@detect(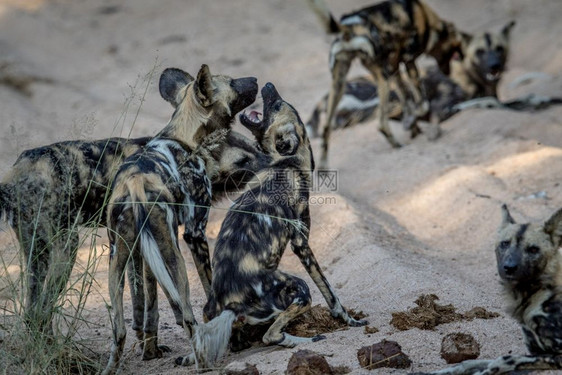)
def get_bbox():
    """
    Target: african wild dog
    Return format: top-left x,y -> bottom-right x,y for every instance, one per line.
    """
184,82 -> 367,369
305,21 -> 516,138
0,136 -> 149,335
306,0 -> 463,166
102,65 -> 258,374
451,22 -> 515,99
0,73 -> 269,337
425,205 -> 562,375
0,130 -> 269,336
